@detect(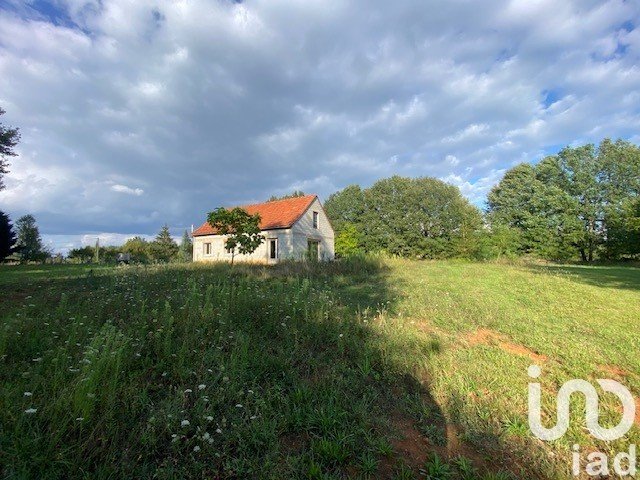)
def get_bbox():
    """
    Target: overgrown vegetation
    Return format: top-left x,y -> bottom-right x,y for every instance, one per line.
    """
1,258 -> 638,479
